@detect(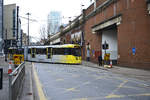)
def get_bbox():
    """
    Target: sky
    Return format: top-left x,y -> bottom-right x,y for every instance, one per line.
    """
4,0 -> 93,42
